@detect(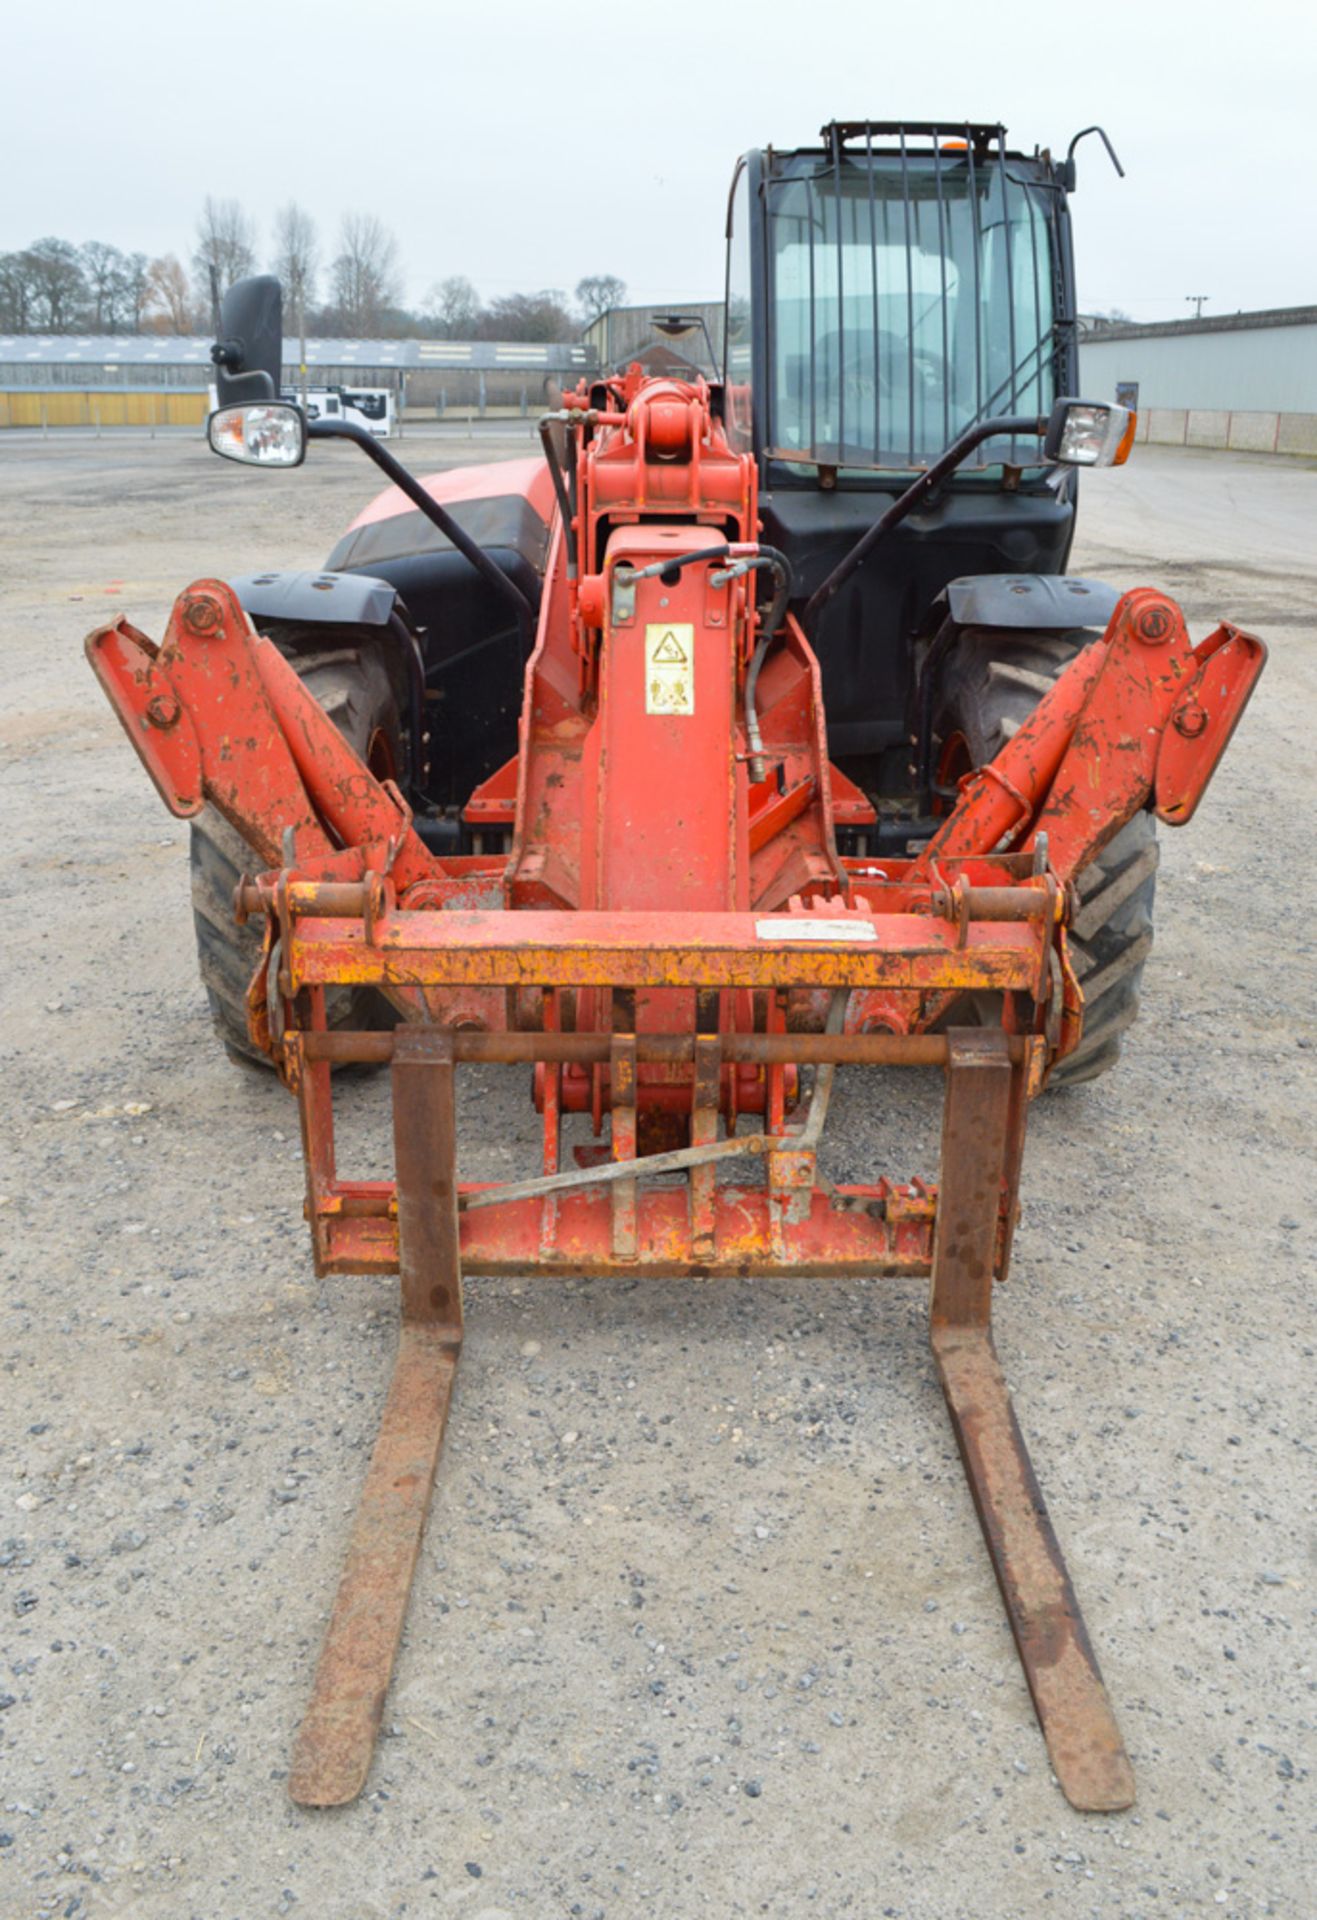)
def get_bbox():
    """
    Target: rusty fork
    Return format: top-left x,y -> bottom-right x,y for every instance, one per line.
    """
288,1029 -> 464,1807
929,1031 -> 1134,1813
287,1022 -> 1132,1814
